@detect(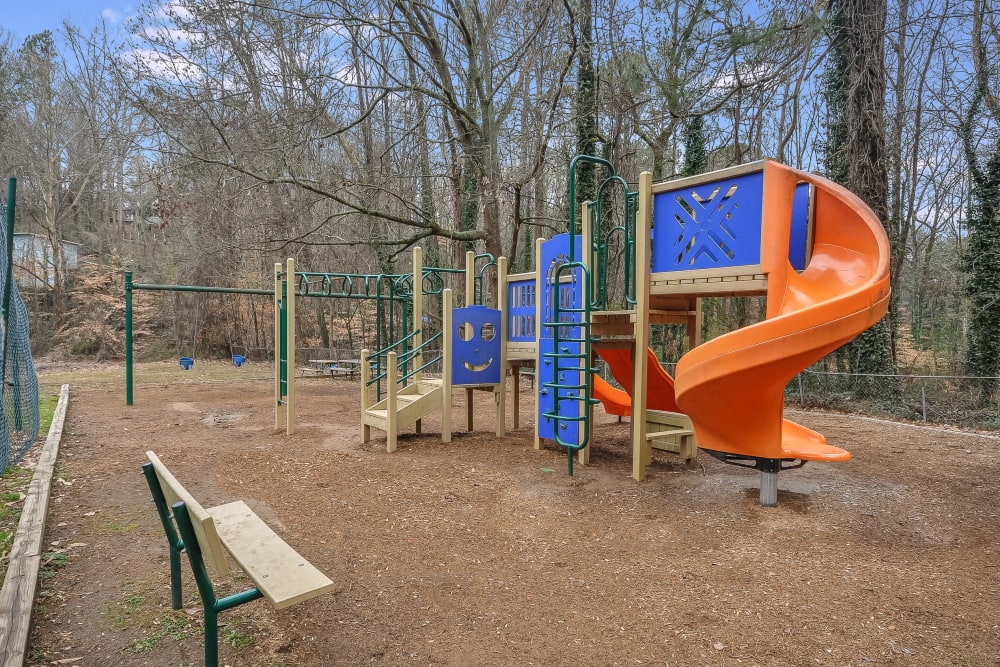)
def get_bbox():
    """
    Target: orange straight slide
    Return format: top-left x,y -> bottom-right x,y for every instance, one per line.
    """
592,376 -> 630,417
673,162 -> 891,462
592,347 -> 681,416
